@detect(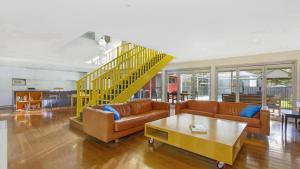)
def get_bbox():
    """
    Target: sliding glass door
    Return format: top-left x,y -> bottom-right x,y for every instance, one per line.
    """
217,63 -> 295,119
266,66 -> 293,117
238,68 -> 263,104
195,72 -> 210,100
166,69 -> 211,103
180,73 -> 193,101
217,70 -> 237,102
